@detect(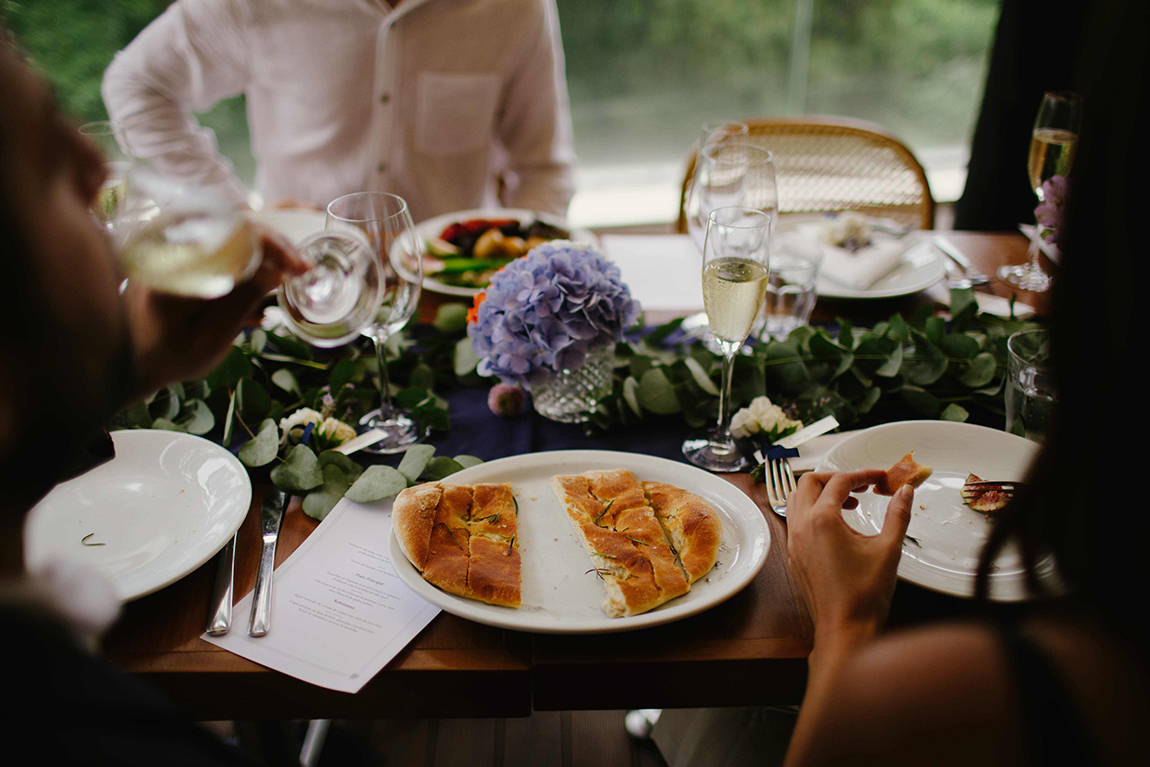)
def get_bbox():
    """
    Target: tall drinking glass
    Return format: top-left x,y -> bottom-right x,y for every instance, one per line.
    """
683,143 -> 777,343
1005,329 -> 1056,442
683,207 -> 771,472
79,121 -> 132,239
999,91 -> 1083,292
326,192 -> 426,453
685,143 -> 777,253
